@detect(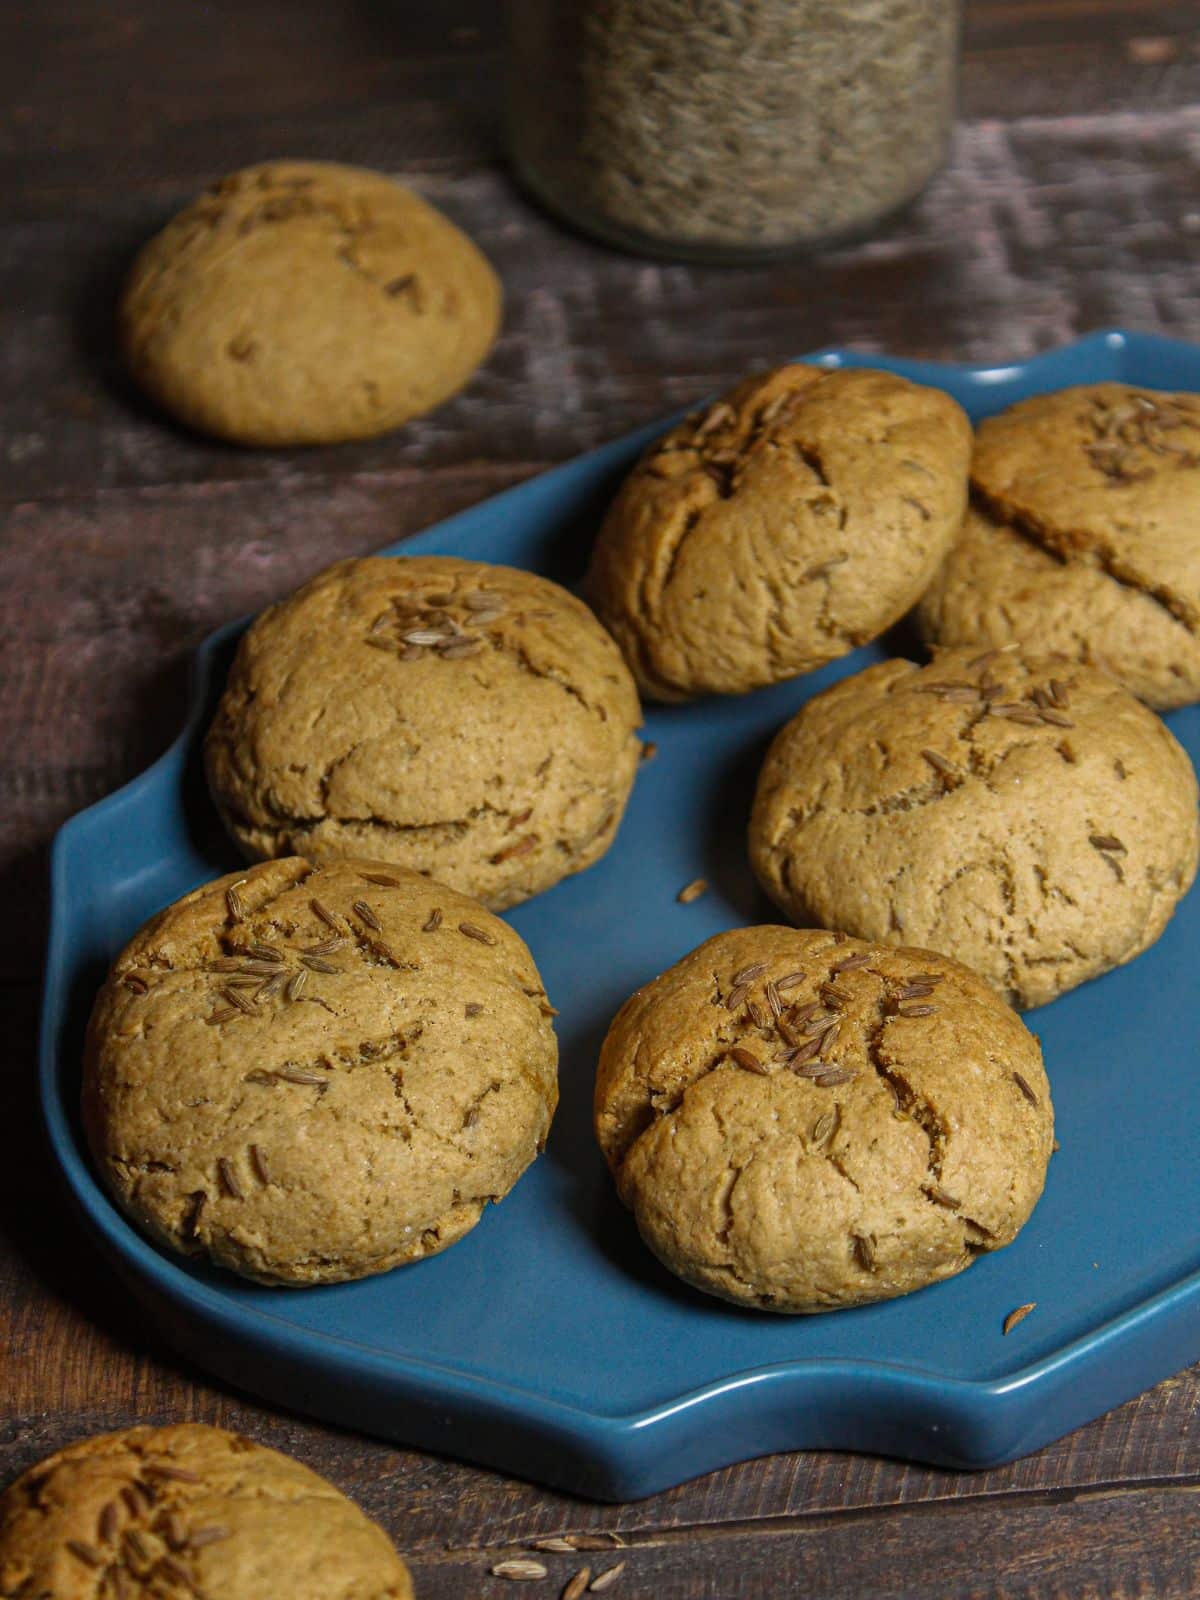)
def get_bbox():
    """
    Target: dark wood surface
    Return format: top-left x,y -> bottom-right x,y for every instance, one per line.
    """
4,2 -> 1200,1593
